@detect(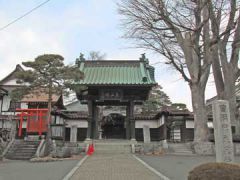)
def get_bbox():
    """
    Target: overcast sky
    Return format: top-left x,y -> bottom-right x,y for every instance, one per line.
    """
0,0 -> 216,110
